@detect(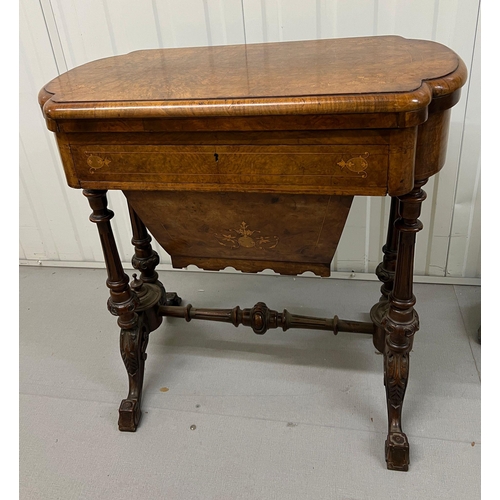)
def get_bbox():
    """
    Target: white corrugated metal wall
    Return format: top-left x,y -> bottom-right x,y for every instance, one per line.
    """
19,0 -> 481,281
